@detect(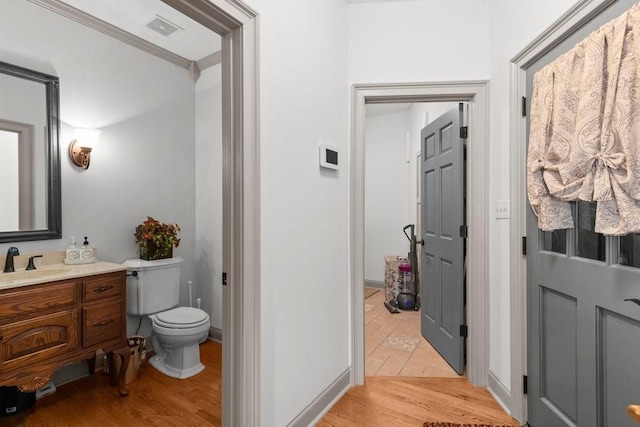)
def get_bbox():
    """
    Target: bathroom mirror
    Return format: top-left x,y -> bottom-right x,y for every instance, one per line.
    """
0,61 -> 61,243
